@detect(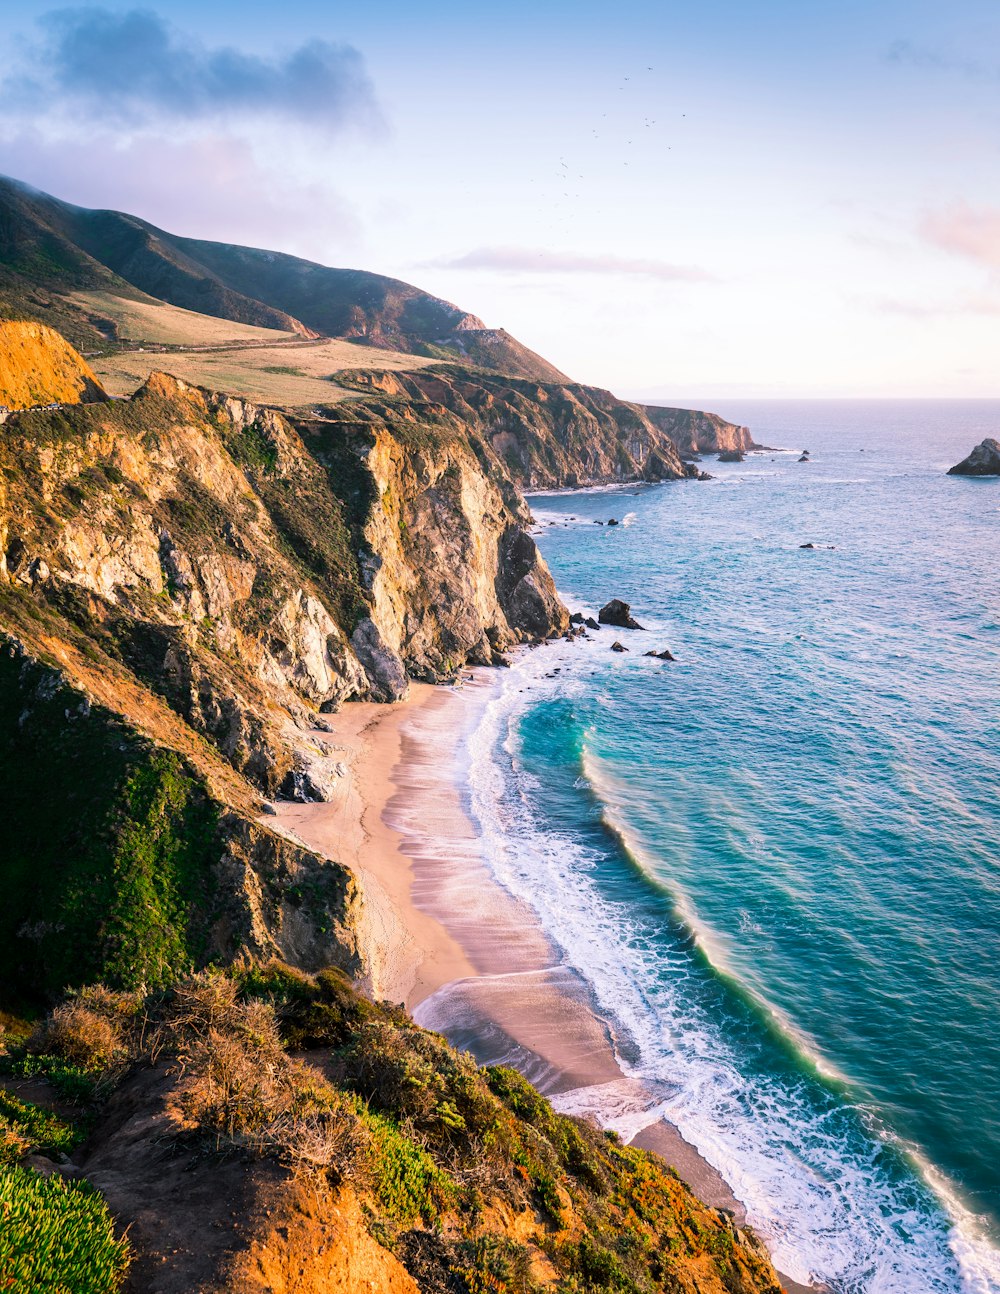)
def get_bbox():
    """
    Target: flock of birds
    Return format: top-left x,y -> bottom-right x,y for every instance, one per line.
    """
533,67 -> 689,205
